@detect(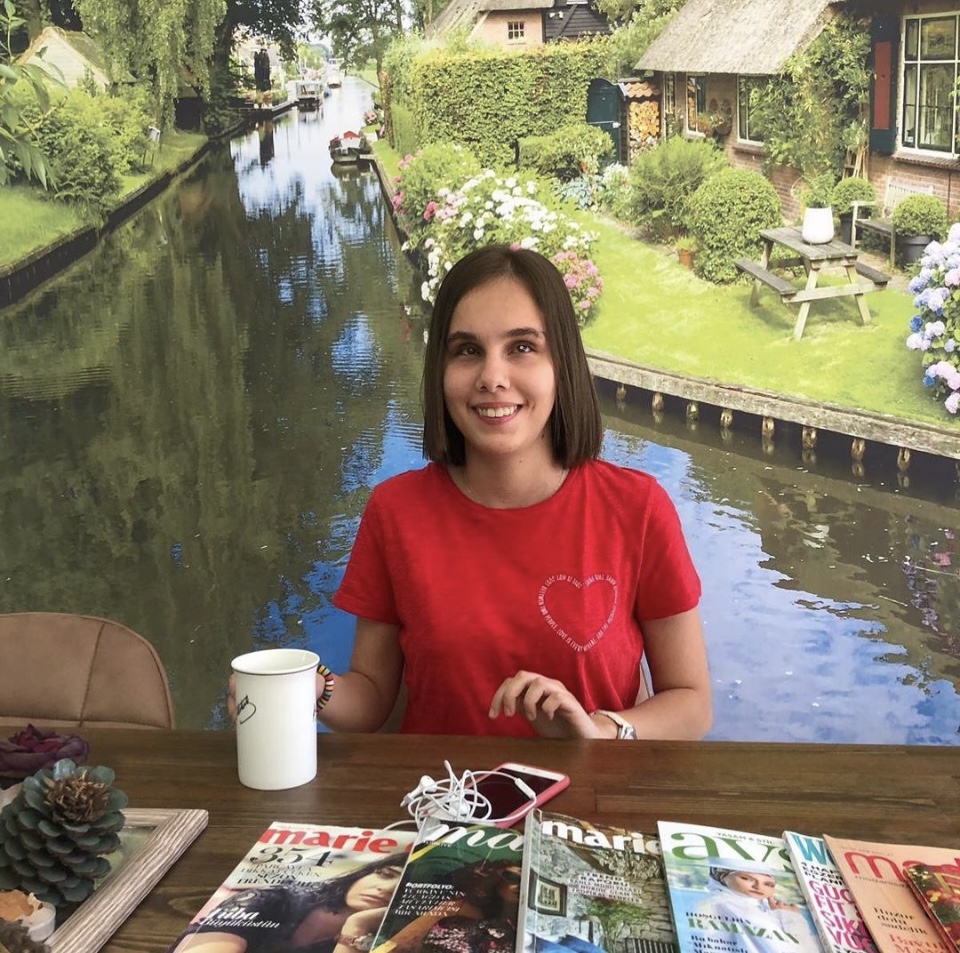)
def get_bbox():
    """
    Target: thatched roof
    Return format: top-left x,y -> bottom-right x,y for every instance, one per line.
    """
635,0 -> 838,76
429,0 -> 553,36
